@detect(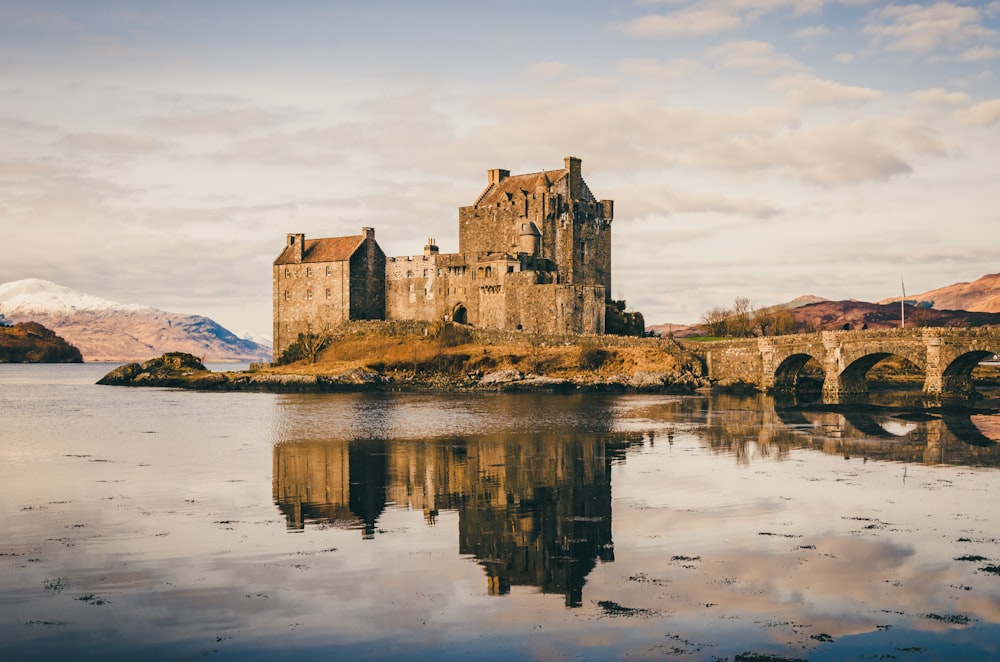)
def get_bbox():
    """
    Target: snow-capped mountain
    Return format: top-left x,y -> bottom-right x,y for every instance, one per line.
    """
0,278 -> 272,363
